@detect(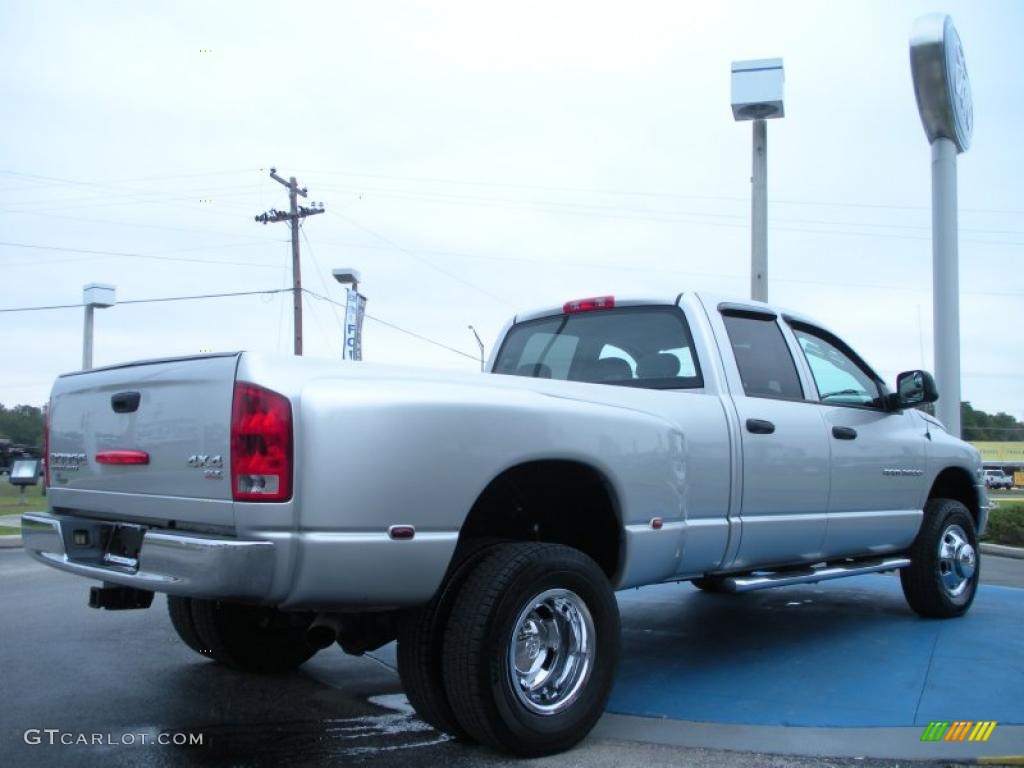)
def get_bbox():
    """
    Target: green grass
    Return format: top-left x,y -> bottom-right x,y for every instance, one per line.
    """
3,474 -> 1020,547
0,480 -> 47,514
984,502 -> 1024,547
